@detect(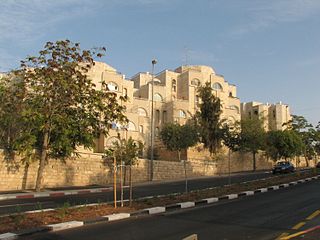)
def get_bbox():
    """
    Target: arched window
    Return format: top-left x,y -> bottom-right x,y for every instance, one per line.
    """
179,110 -> 186,118
138,107 -> 147,117
172,79 -> 177,92
128,121 -> 136,131
212,82 -> 223,91
123,88 -> 128,96
163,110 -> 167,123
191,78 -> 200,86
155,110 -> 160,124
139,125 -> 144,134
154,93 -> 163,102
105,137 -> 120,147
155,127 -> 159,137
107,82 -> 119,91
229,105 -> 240,114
